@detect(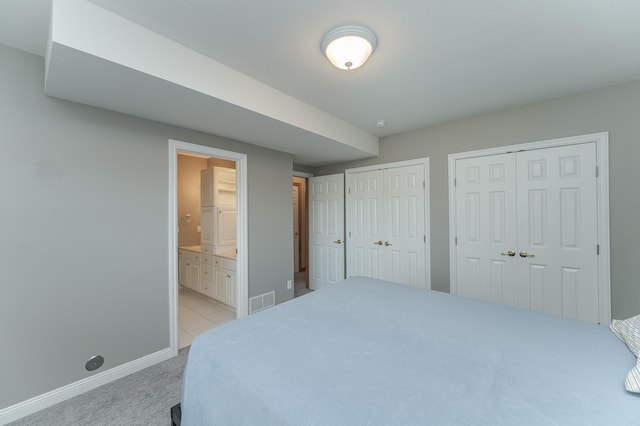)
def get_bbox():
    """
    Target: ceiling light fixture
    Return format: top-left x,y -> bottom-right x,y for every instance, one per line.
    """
321,25 -> 377,71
